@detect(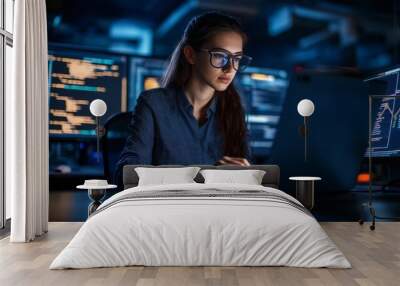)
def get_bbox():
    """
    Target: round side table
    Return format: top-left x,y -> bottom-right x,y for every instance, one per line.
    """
77,184 -> 117,217
289,176 -> 321,210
